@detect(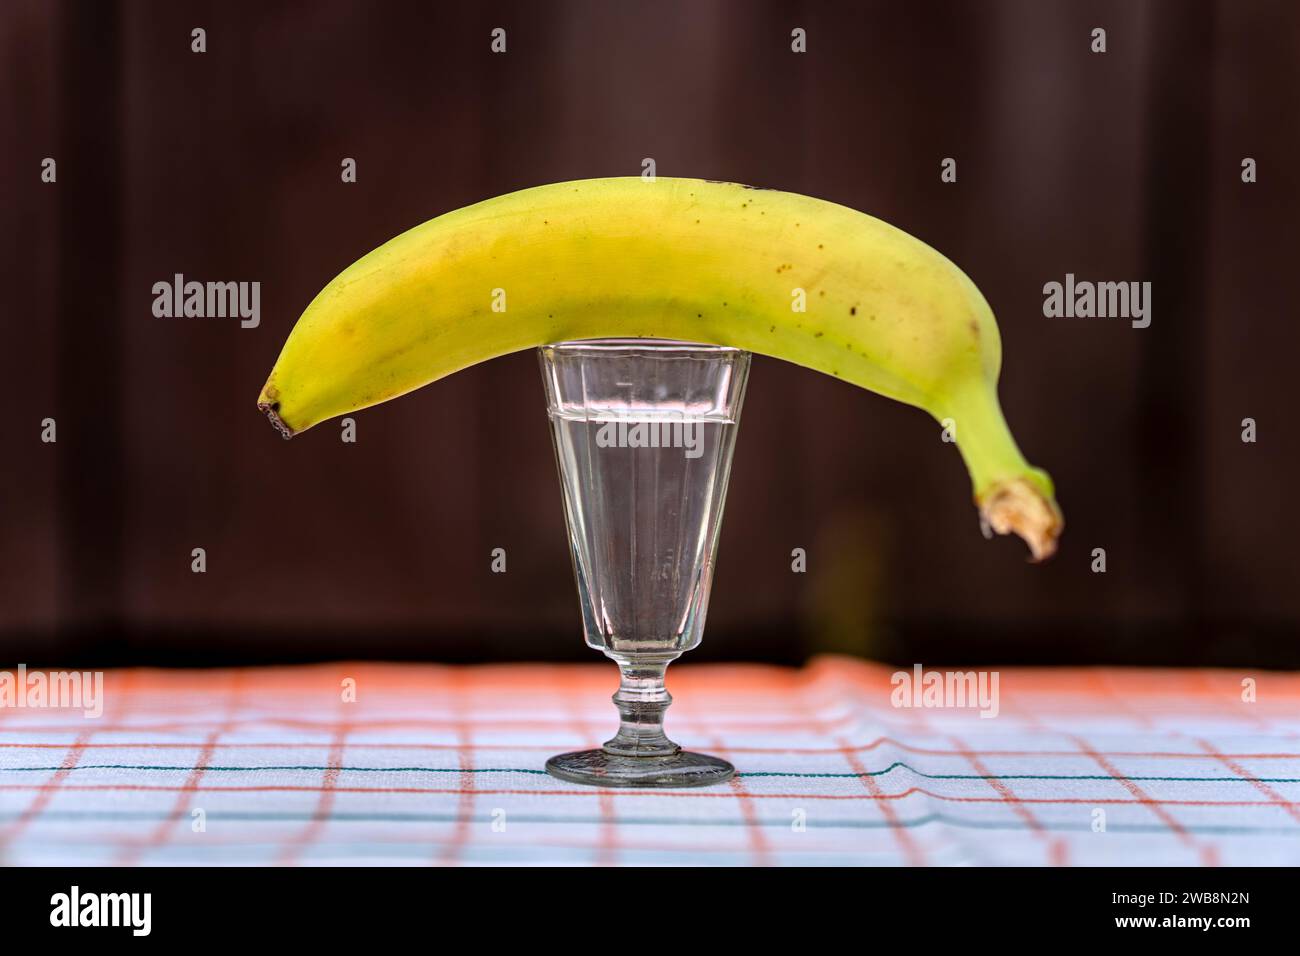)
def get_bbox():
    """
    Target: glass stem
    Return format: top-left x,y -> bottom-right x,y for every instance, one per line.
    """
603,655 -> 680,757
